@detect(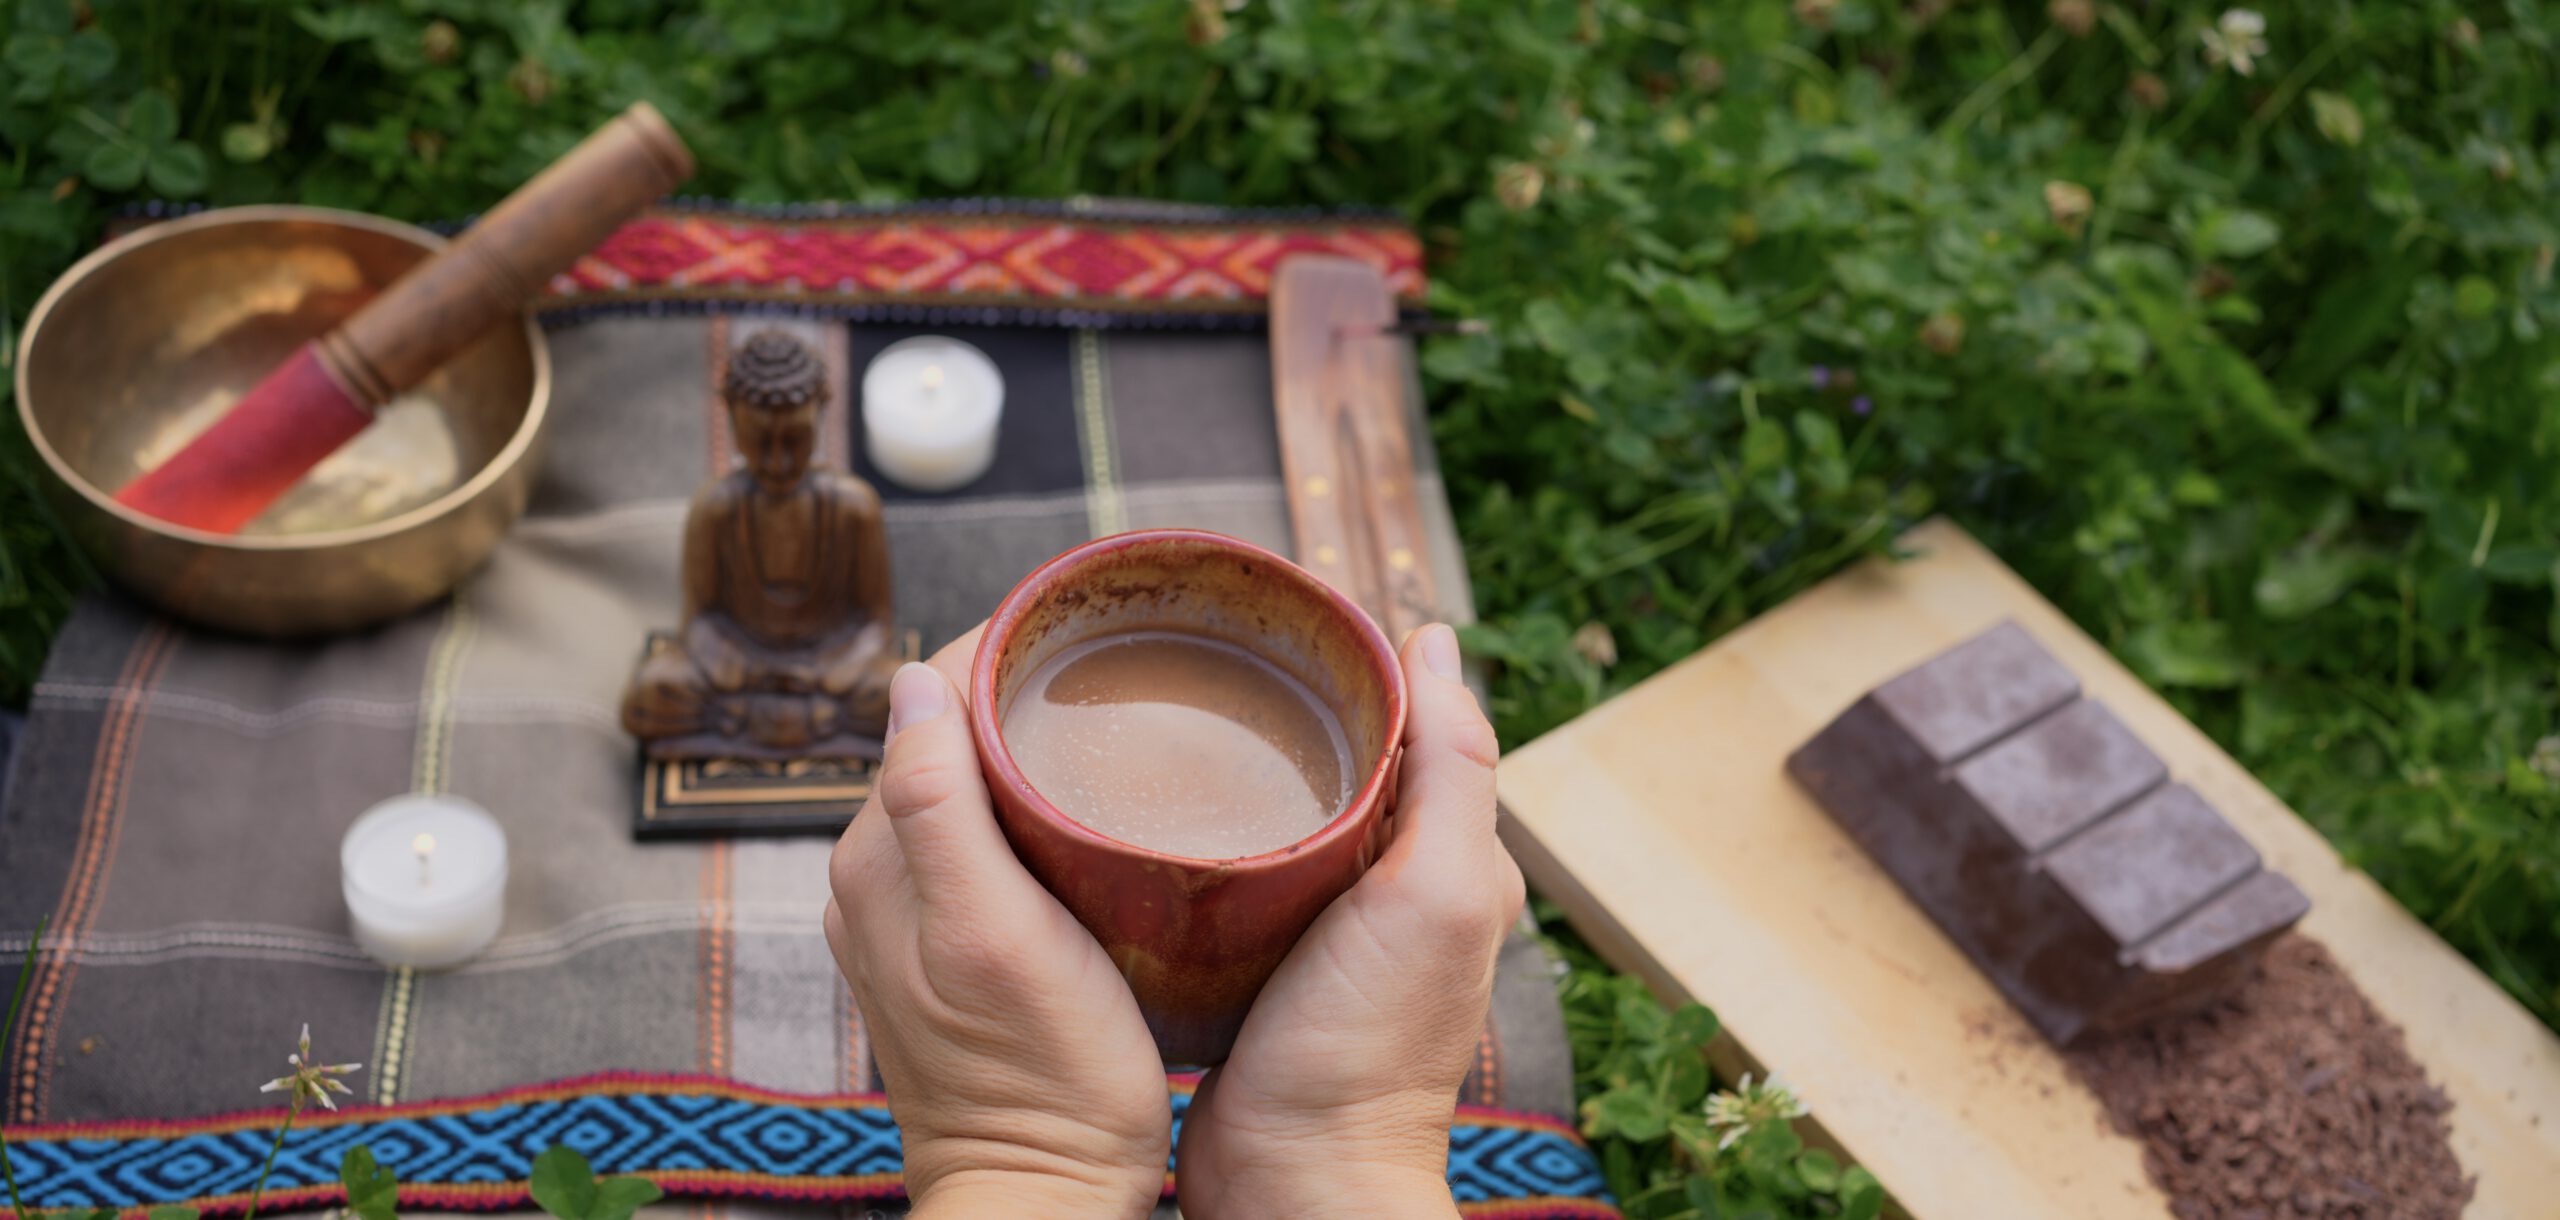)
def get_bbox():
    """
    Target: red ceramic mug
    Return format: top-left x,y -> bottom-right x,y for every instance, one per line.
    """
970,529 -> 1408,1065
